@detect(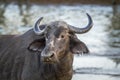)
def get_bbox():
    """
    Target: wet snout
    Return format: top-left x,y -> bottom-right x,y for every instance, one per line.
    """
41,48 -> 56,63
